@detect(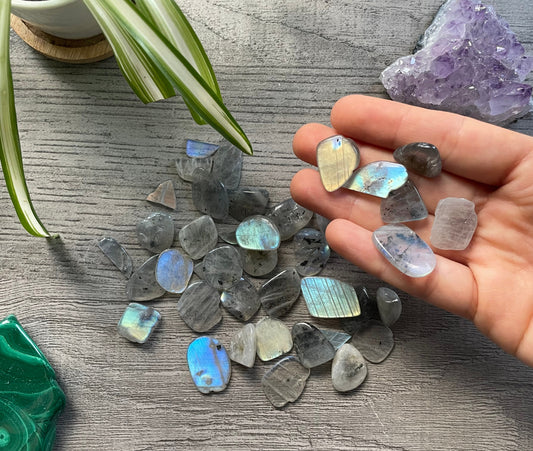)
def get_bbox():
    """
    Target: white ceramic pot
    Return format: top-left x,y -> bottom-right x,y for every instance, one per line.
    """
11,0 -> 102,40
